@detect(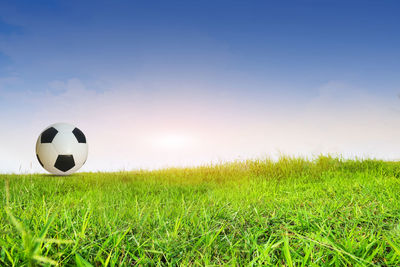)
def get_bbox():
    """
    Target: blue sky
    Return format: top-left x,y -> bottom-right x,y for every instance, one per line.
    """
1,1 -> 400,173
